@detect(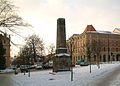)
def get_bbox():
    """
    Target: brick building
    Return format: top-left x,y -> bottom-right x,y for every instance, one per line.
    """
0,34 -> 10,67
67,25 -> 120,65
